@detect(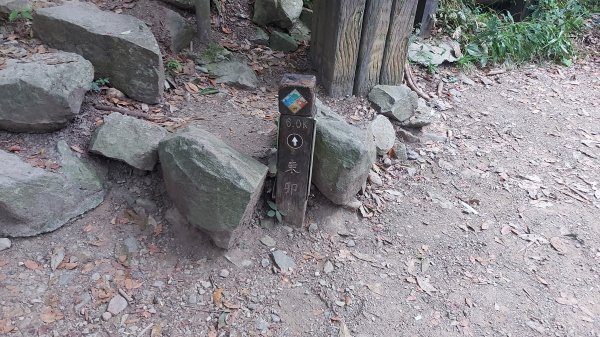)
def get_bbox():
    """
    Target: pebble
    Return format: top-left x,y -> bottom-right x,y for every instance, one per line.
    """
102,312 -> 112,321
0,238 -> 12,251
281,226 -> 293,233
107,295 -> 128,315
188,293 -> 198,304
260,235 -> 276,247
323,261 -> 334,274
200,280 -> 211,288
152,280 -> 165,289
271,250 -> 296,271
261,258 -> 271,268
308,223 -> 318,233
219,269 -> 230,278
255,317 -> 269,331
368,171 -> 383,186
346,240 -> 356,247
